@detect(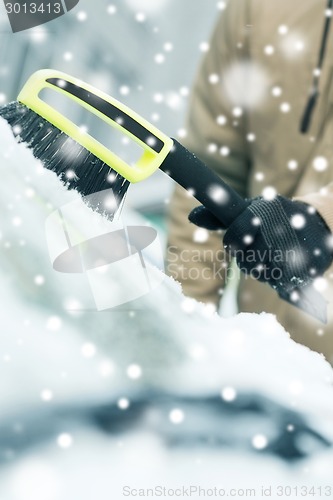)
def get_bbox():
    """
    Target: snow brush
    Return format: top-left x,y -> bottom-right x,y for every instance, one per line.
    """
0,69 -> 327,323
